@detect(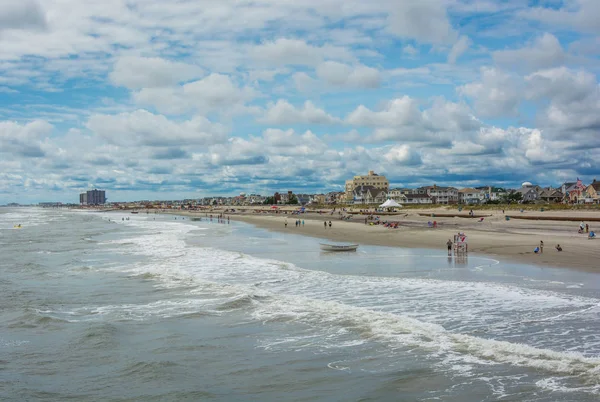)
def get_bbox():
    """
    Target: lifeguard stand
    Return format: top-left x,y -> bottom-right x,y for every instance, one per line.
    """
454,233 -> 468,254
